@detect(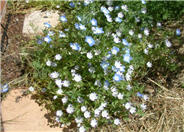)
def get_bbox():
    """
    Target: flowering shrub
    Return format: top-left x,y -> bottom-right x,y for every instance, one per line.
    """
28,1 -> 180,131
